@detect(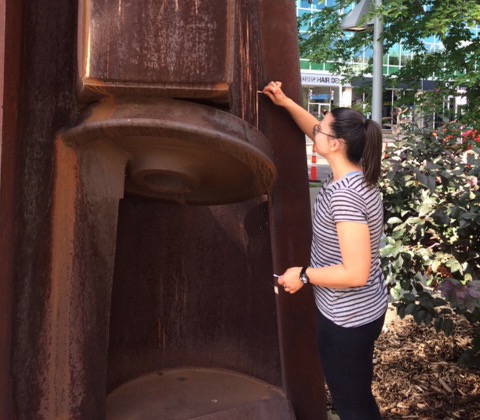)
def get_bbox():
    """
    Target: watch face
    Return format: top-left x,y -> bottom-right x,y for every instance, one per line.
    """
300,267 -> 309,284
